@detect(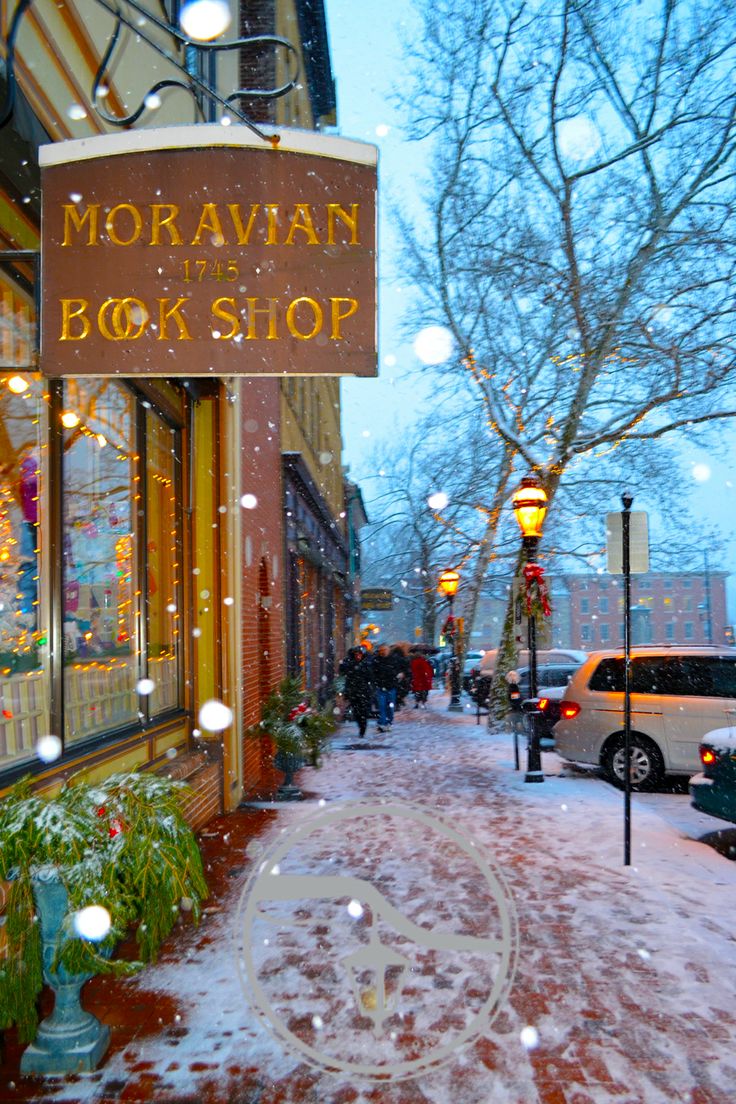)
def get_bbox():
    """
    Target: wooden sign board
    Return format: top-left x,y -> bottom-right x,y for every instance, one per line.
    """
40,127 -> 377,377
